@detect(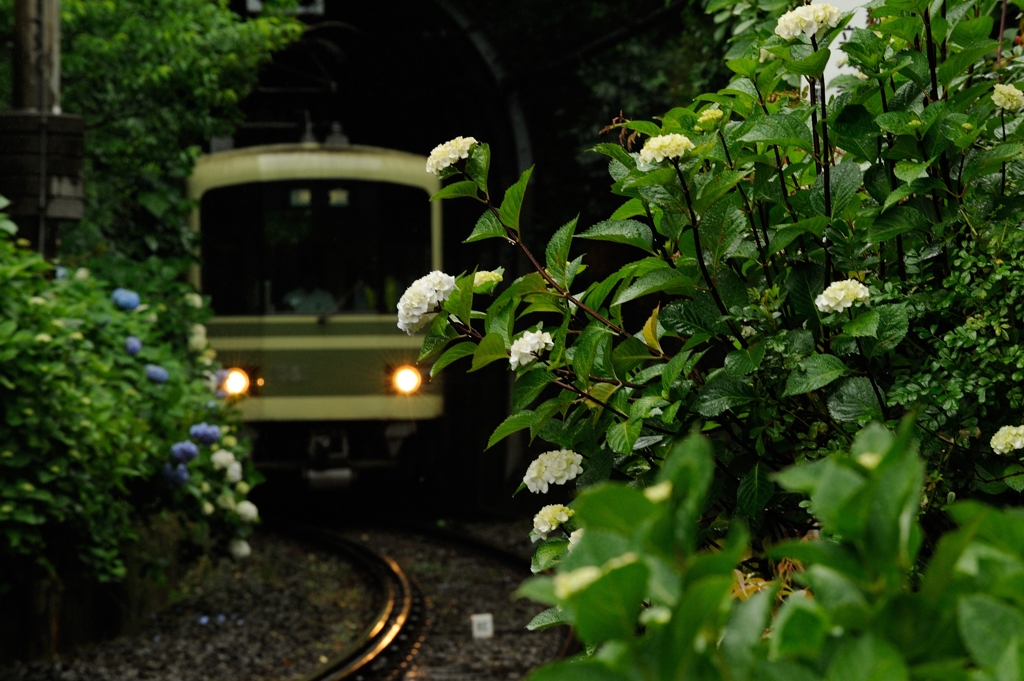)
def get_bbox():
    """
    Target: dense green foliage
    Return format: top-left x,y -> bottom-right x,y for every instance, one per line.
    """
423,0 -> 1024,553
0,213 -> 259,590
520,420 -> 1024,681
